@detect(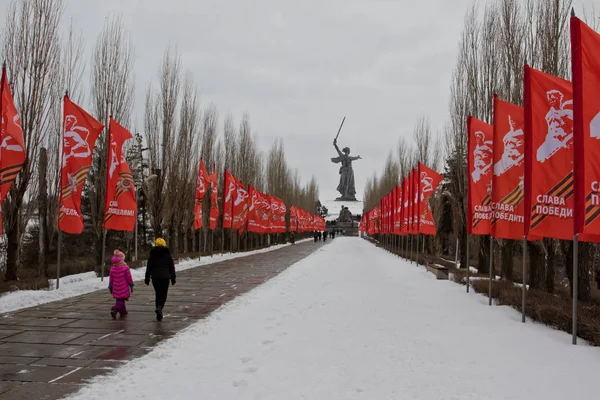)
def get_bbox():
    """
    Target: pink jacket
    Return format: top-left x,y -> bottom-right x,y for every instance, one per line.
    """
108,264 -> 134,300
